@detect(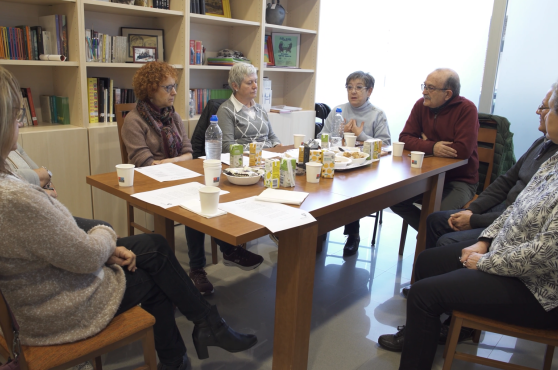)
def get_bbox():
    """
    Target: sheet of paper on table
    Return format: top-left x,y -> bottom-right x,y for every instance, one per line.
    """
131,182 -> 229,209
262,150 -> 282,159
255,188 -> 309,205
218,196 -> 316,233
199,153 -> 249,166
180,200 -> 227,219
135,163 -> 202,182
